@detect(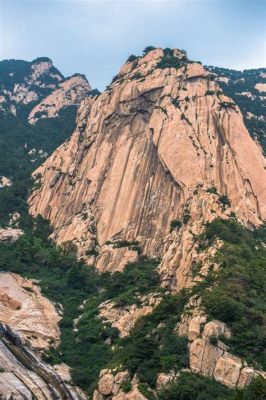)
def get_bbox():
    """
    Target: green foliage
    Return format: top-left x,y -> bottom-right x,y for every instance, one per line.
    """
143,46 -> 156,55
138,383 -> 156,400
170,219 -> 182,232
157,48 -> 188,70
132,72 -> 143,80
88,88 -> 100,97
206,66 -> 266,154
115,291 -> 189,387
103,258 -> 161,306
219,194 -> 231,208
205,90 -> 215,95
121,380 -> 132,393
183,211 -> 191,224
219,101 -> 236,109
158,372 -> 236,400
244,376 -> 266,400
206,186 -> 218,194
172,98 -> 180,108
194,219 -> 266,369
0,218 -> 165,394
127,54 -> 138,62
0,108 -> 77,228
